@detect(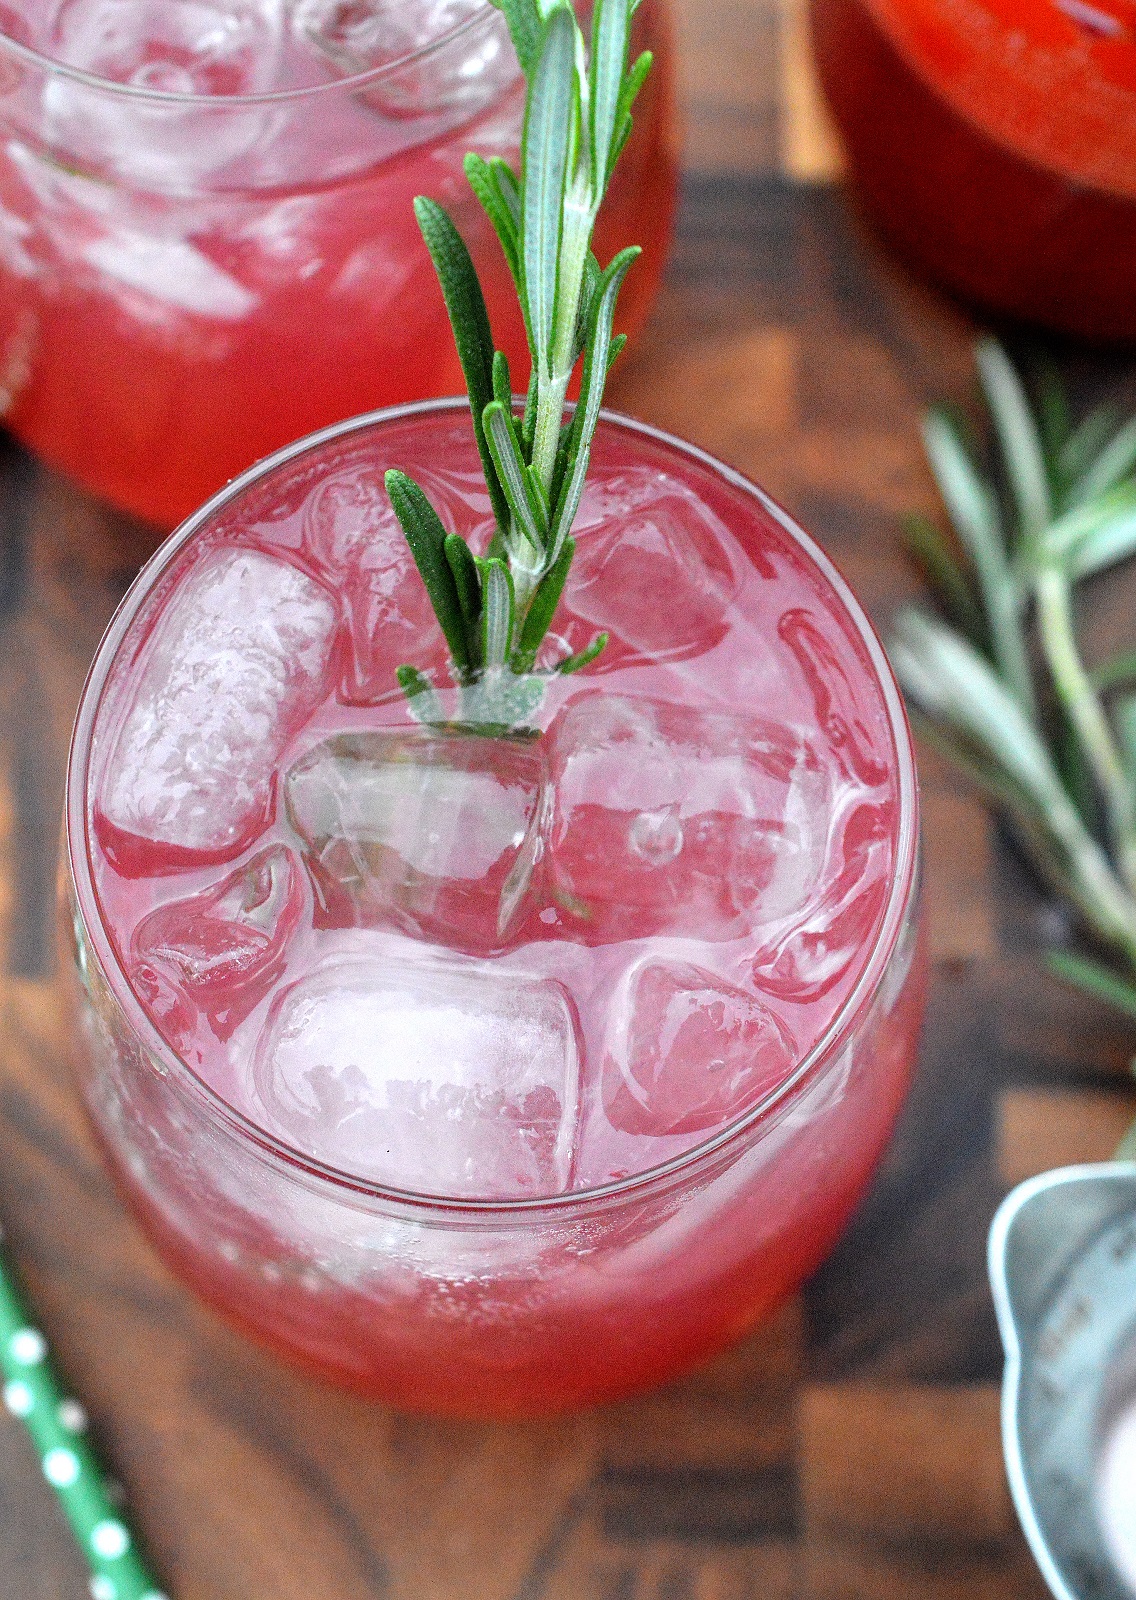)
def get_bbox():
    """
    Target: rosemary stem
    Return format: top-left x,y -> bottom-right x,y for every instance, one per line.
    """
512,560 -> 541,620
530,369 -> 571,499
1046,787 -> 1136,967
391,0 -> 647,716
916,708 -> 1136,969
531,195 -> 594,495
990,579 -> 1037,724
1035,563 -> 1136,894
